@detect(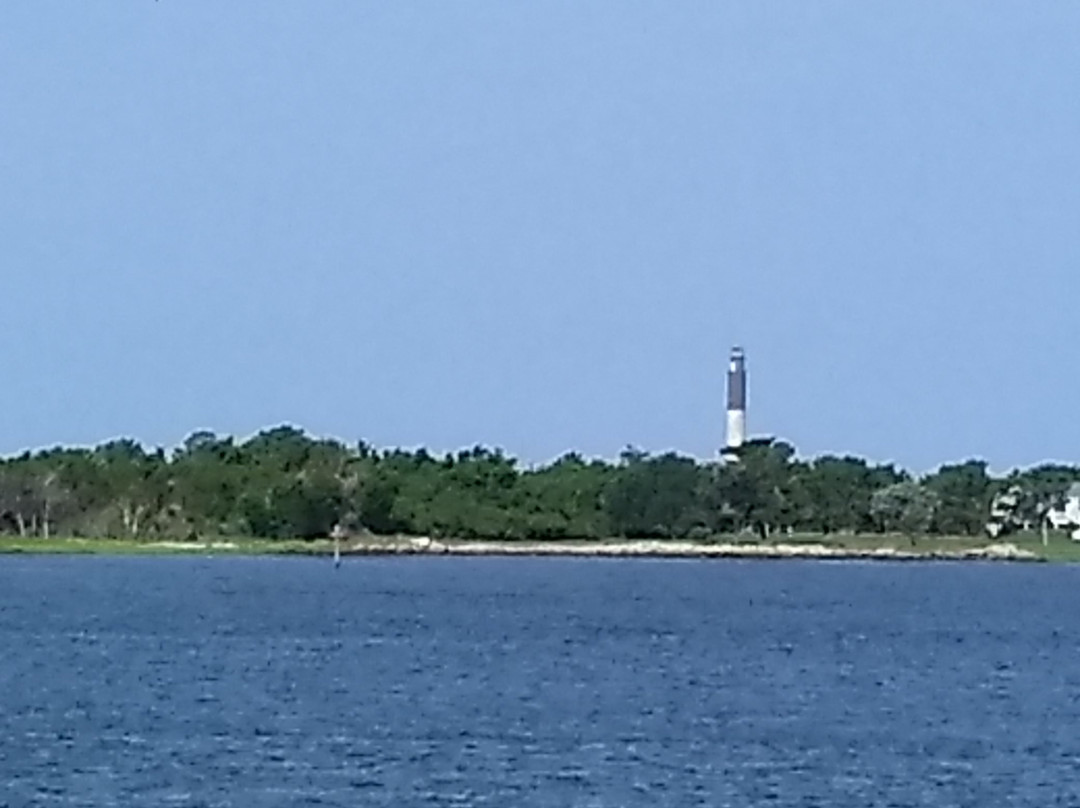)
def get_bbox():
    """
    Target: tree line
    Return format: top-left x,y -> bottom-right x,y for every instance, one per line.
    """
0,426 -> 1072,541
